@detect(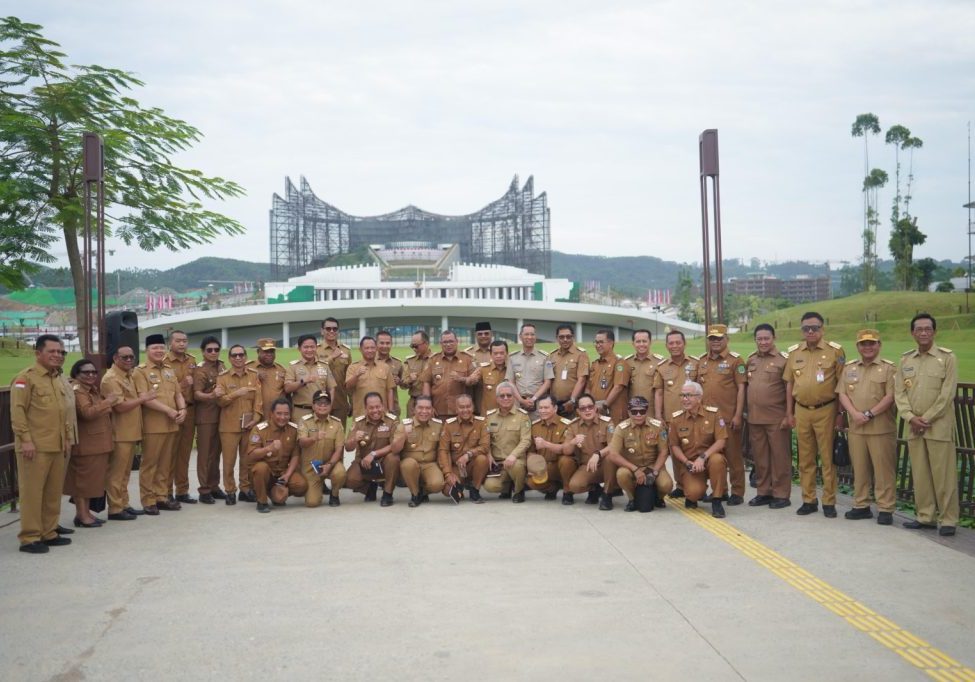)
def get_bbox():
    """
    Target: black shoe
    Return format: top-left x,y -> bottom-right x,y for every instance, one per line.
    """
655,497 -> 666,508
408,495 -> 422,508
175,494 -> 198,504
156,499 -> 180,511
56,524 -> 75,535
877,512 -> 893,525
749,469 -> 758,488
769,498 -> 791,509
562,492 -> 574,506
748,495 -> 773,507
328,496 -> 341,507
598,493 -> 613,511
364,483 -> 378,502
124,507 -> 145,516
796,502 -> 819,516
585,486 -> 601,504
823,505 -> 837,518
143,505 -> 160,515
420,493 -> 431,503
469,488 -> 483,504
108,511 -> 137,521
499,488 -> 512,500
512,491 -> 525,503
902,520 -> 937,530
712,500 -> 726,518
20,541 -> 50,554
211,488 -> 228,500
727,494 -> 744,506
939,526 -> 956,536
670,487 -> 685,499
845,507 -> 873,520
199,493 -> 215,505
685,499 -> 698,509
380,492 -> 394,507
225,493 -> 237,506
701,493 -> 713,503
544,490 -> 558,501
624,500 -> 637,512
271,499 -> 286,507
256,502 -> 271,514
73,517 -> 103,528
42,536 -> 72,547
238,490 -> 257,503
